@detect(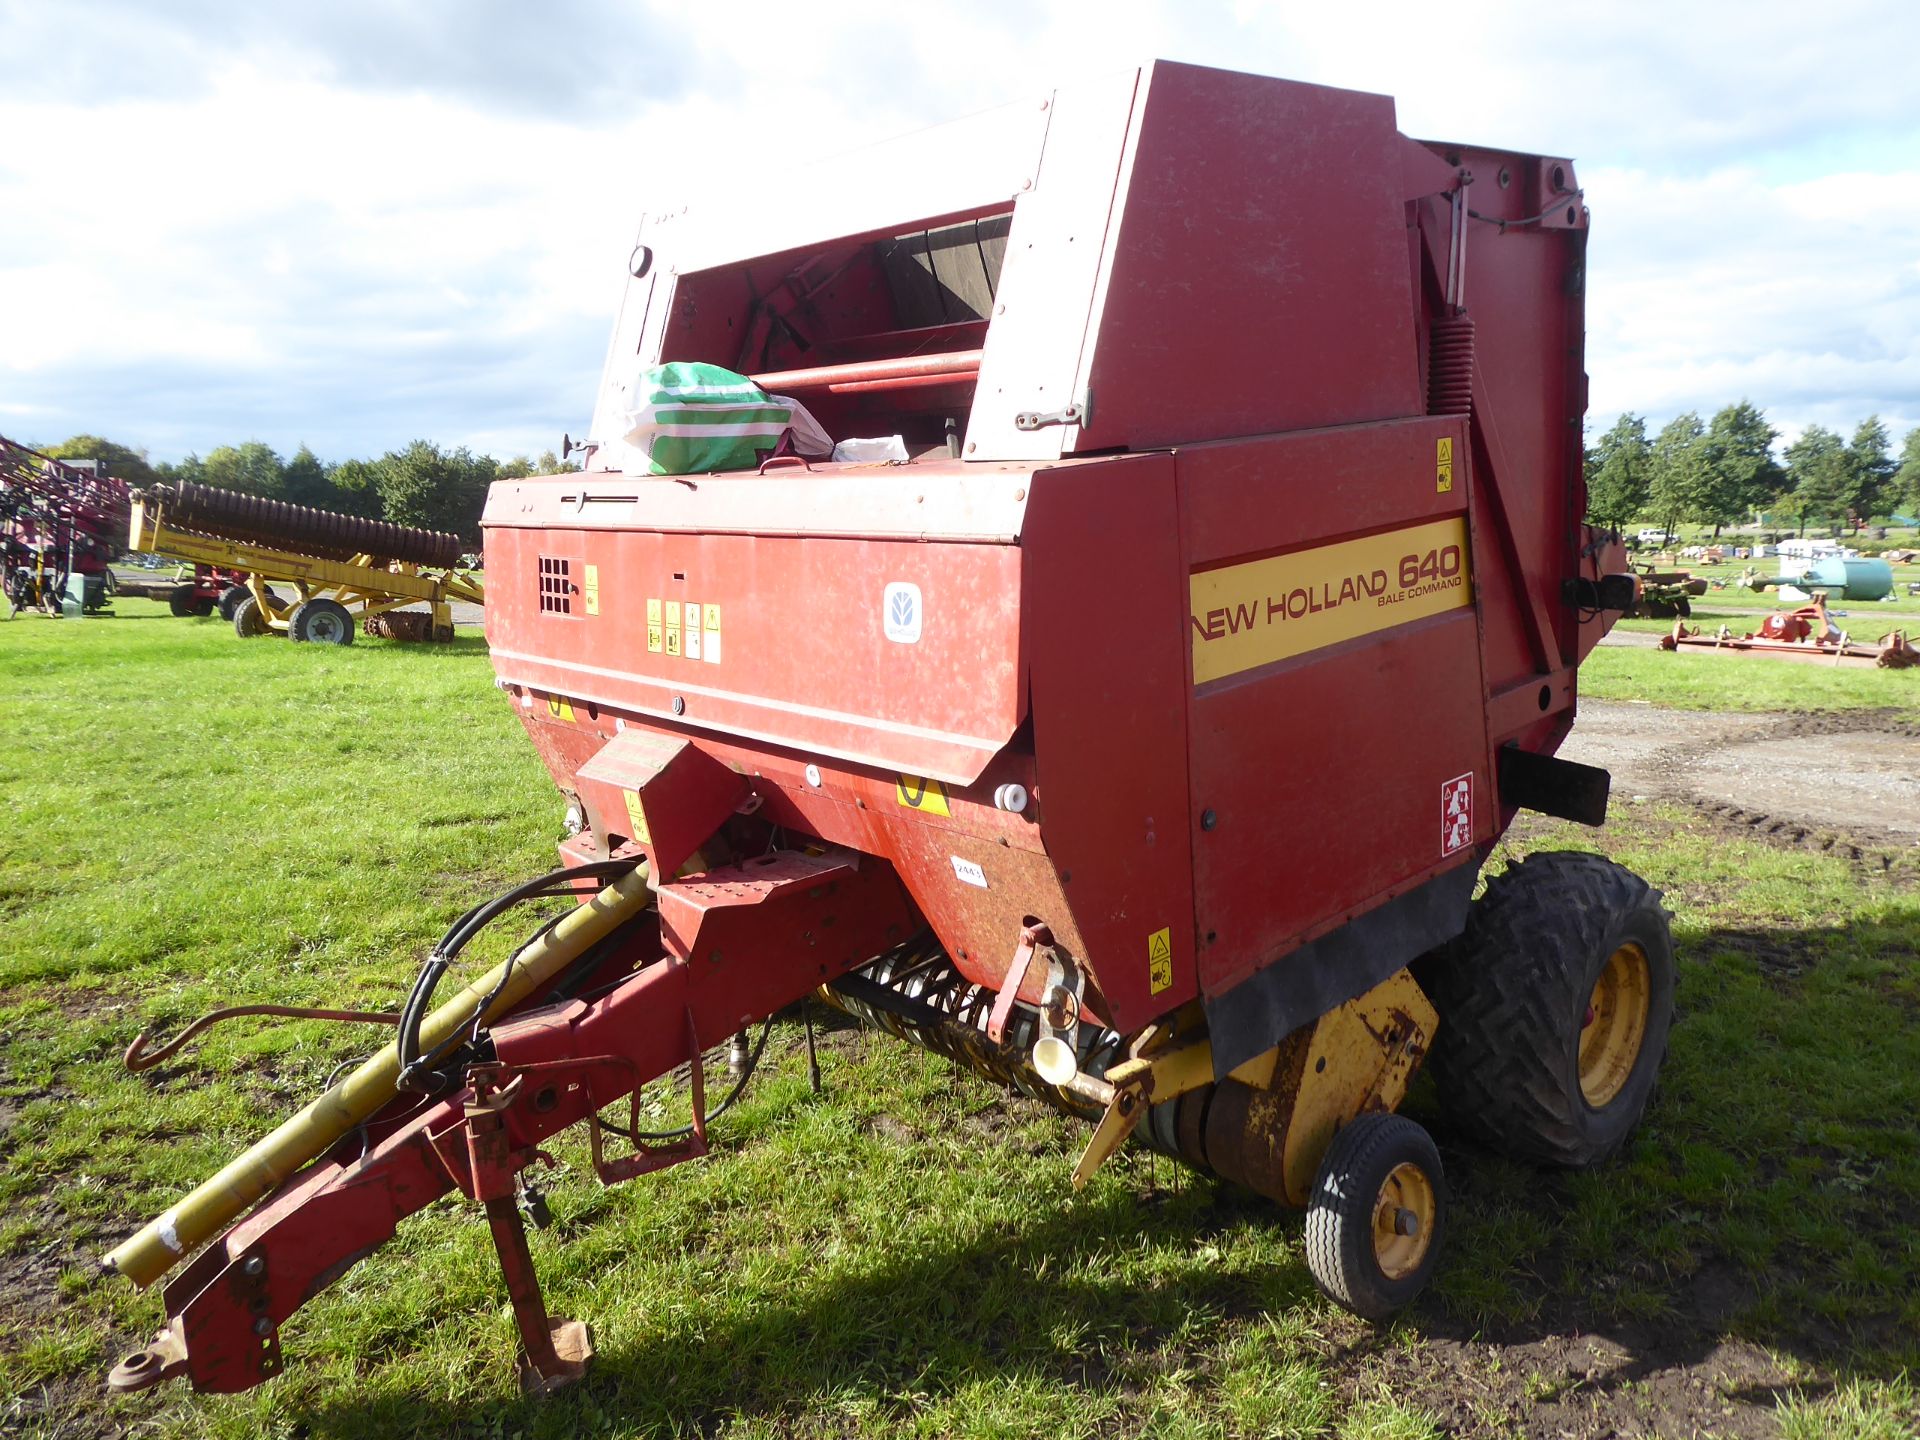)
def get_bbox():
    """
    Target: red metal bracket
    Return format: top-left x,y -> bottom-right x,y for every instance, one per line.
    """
987,922 -> 1052,1044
